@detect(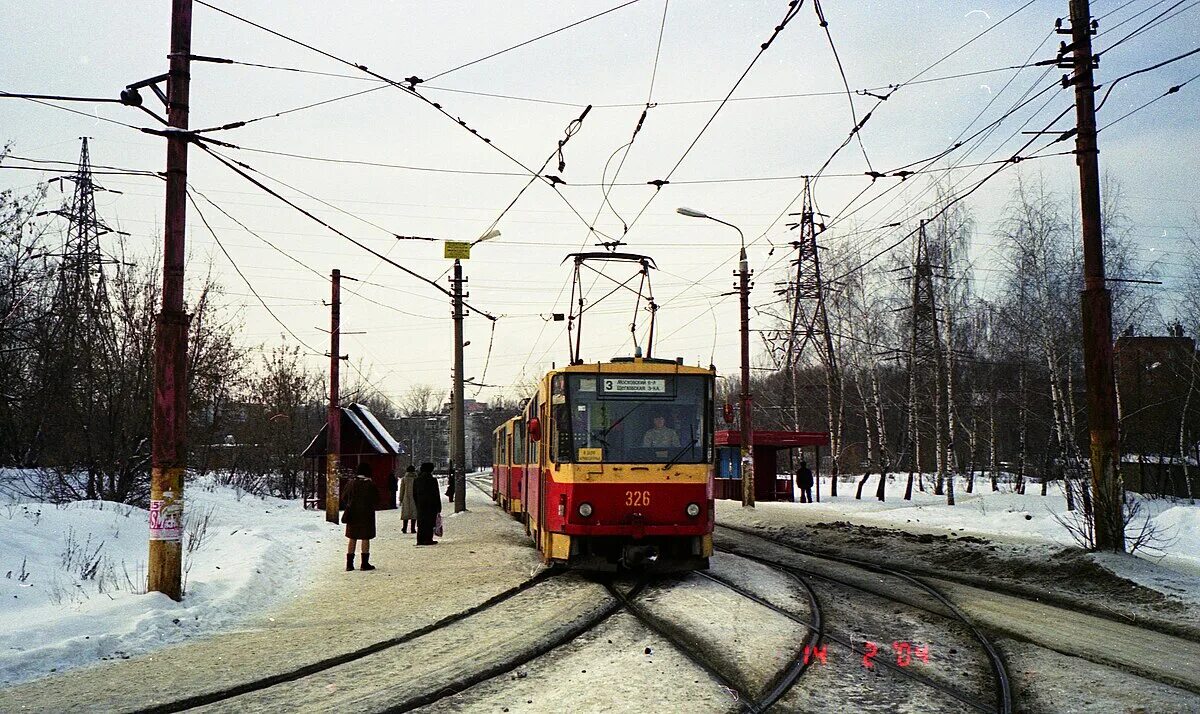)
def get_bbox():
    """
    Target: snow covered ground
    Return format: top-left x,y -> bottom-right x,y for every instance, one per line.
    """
718,473 -> 1200,602
0,473 -> 335,686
